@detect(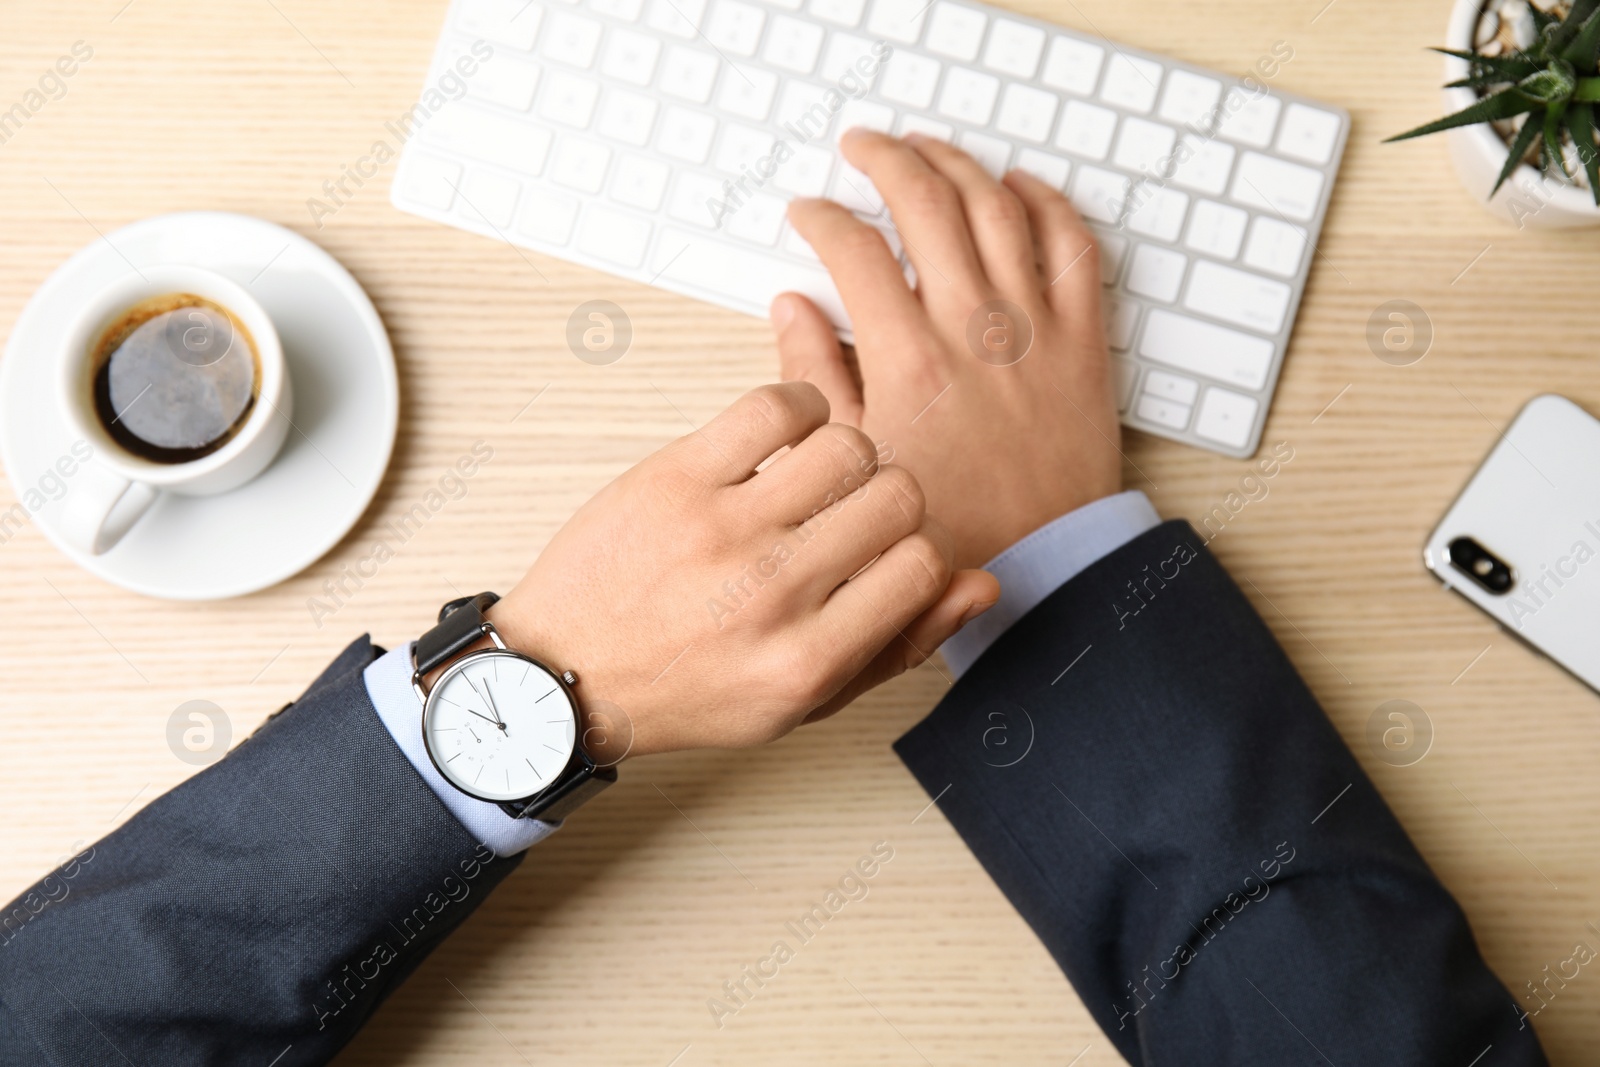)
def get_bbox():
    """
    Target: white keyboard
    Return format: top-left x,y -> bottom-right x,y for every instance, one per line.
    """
392,0 -> 1347,458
